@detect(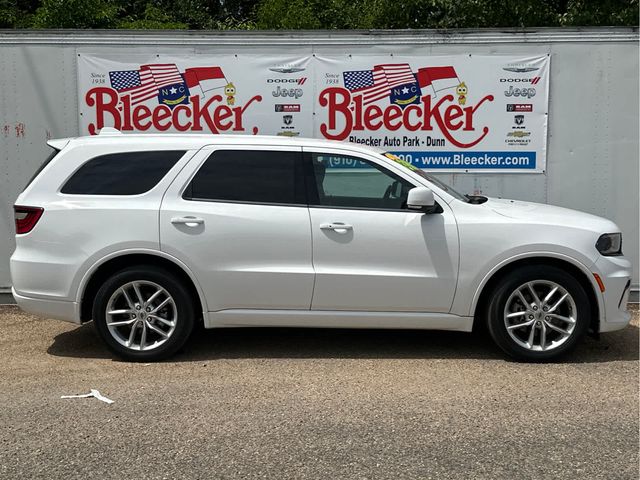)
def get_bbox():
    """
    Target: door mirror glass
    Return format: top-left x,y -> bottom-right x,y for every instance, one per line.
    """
407,187 -> 438,213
